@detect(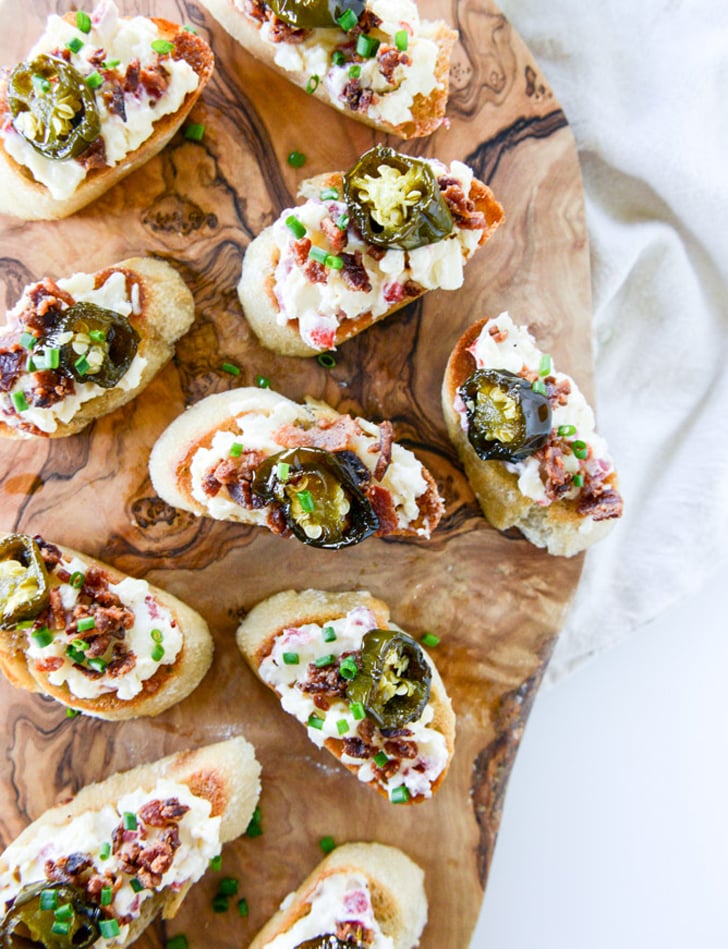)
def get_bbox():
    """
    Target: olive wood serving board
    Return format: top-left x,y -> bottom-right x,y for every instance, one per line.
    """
0,2 -> 590,946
